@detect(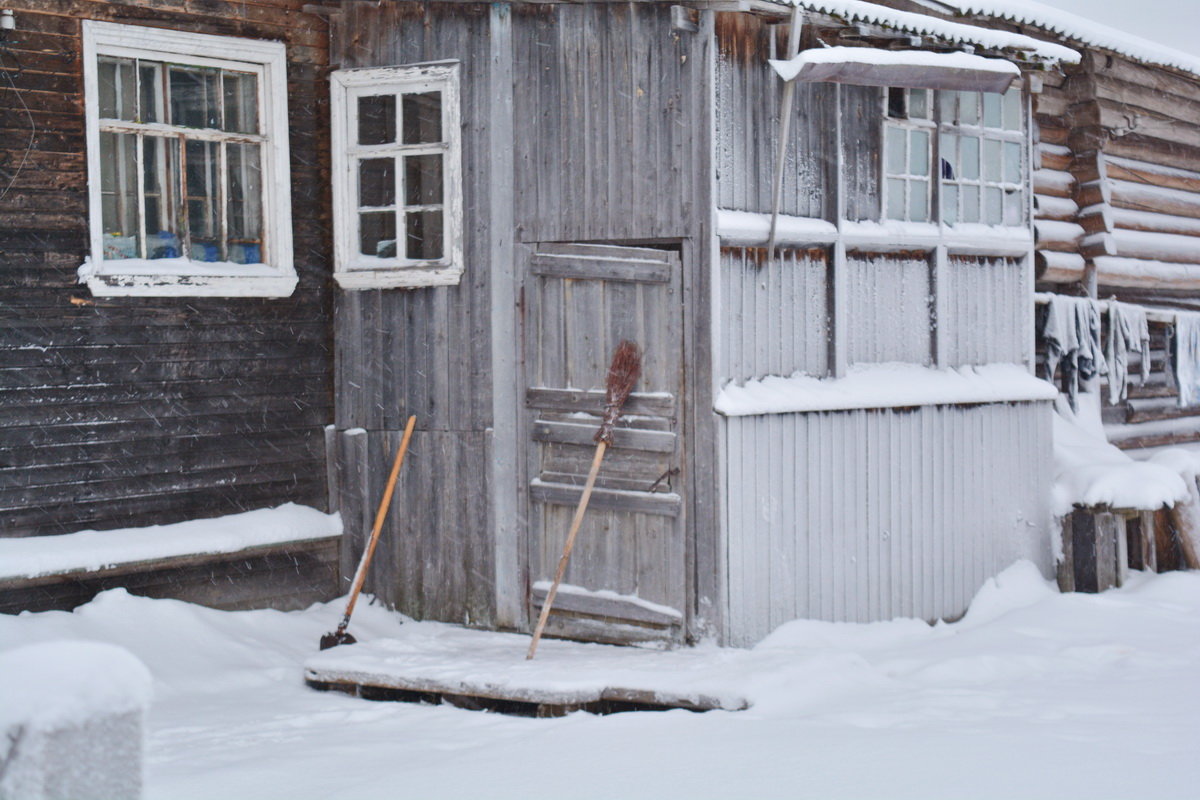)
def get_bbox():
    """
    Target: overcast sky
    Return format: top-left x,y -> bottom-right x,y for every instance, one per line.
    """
1034,0 -> 1200,56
